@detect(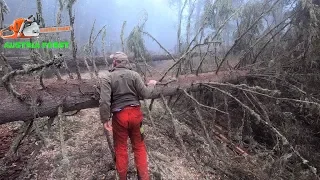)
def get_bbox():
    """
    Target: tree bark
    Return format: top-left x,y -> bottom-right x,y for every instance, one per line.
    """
0,71 -> 247,124
37,0 -> 62,81
57,0 -> 73,79
68,6 -> 81,79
